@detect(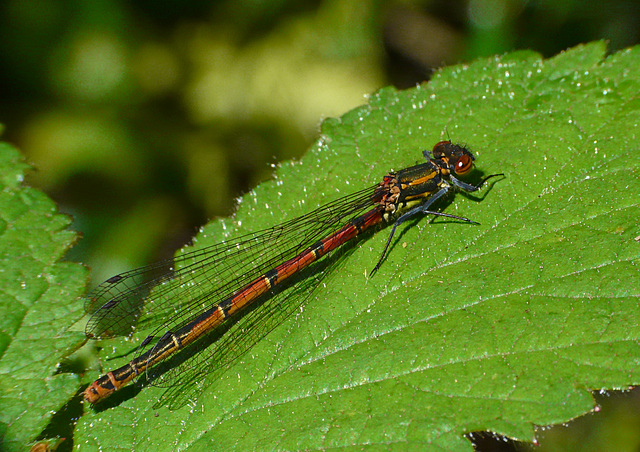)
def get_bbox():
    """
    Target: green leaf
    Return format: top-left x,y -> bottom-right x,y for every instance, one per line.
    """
0,143 -> 87,450
72,41 -> 639,450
